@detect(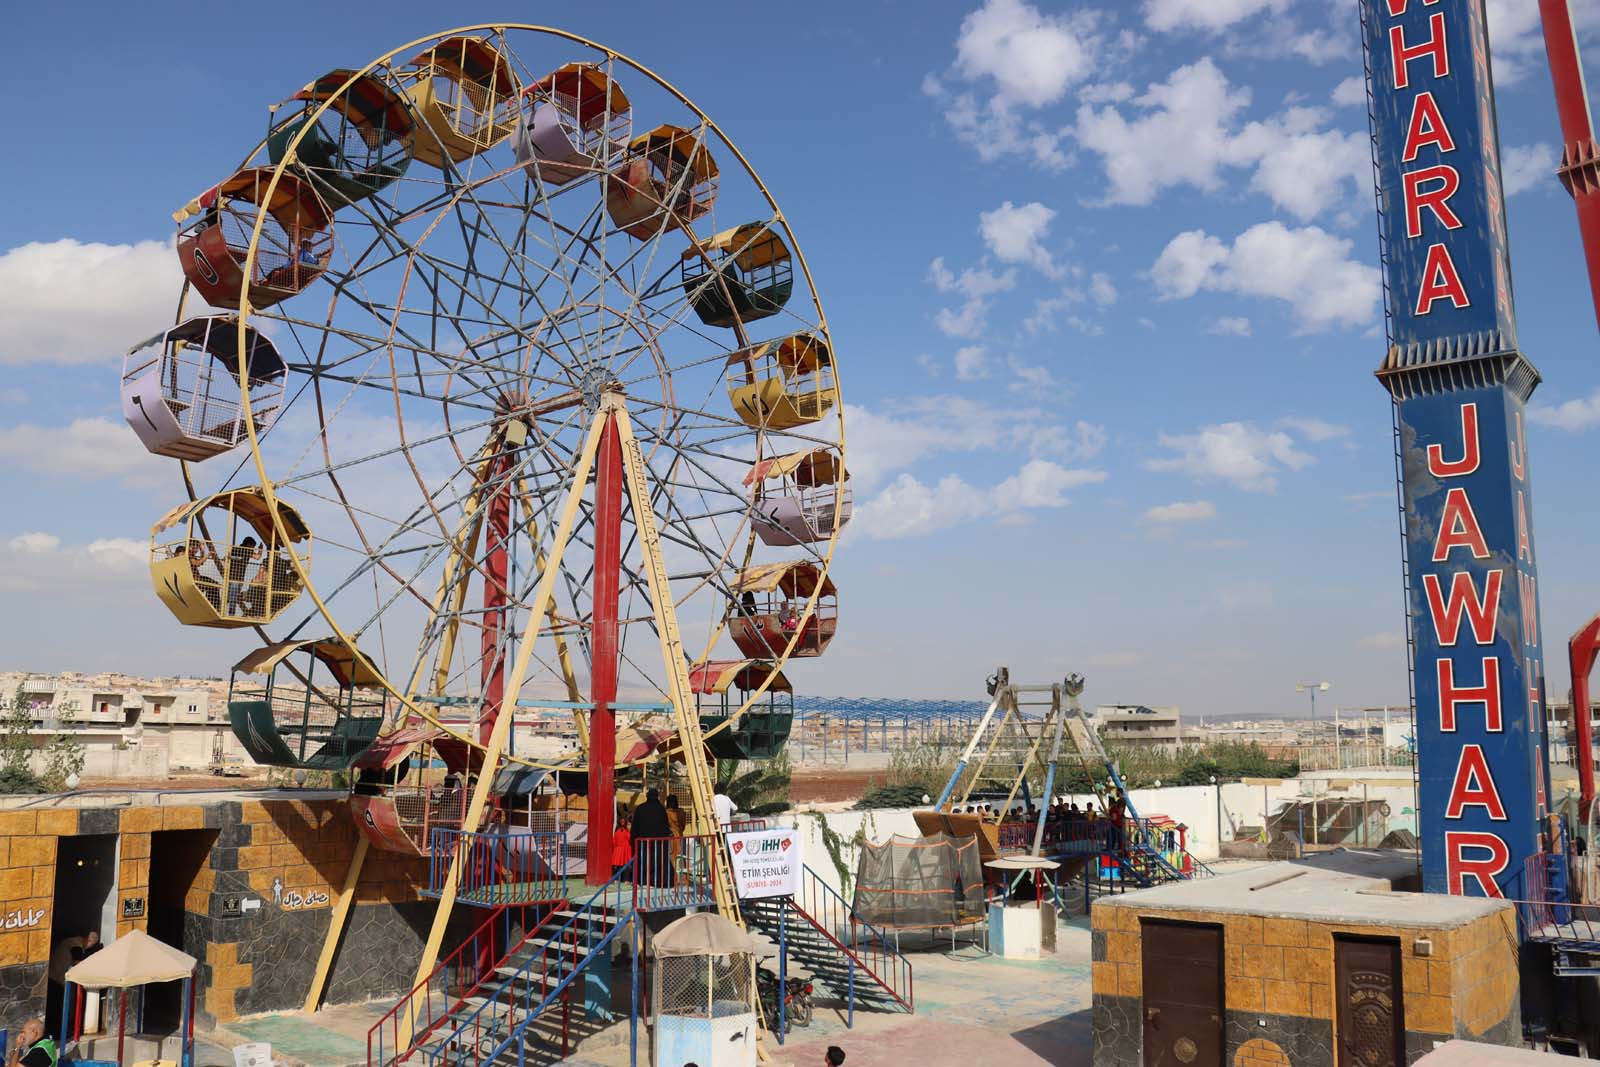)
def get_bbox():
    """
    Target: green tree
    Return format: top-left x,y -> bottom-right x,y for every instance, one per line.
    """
716,750 -> 792,816
0,686 -> 34,775
40,699 -> 86,792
